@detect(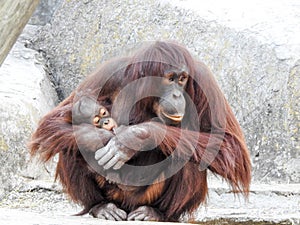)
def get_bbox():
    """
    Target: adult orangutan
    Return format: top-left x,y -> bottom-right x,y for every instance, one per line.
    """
30,41 -> 251,222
